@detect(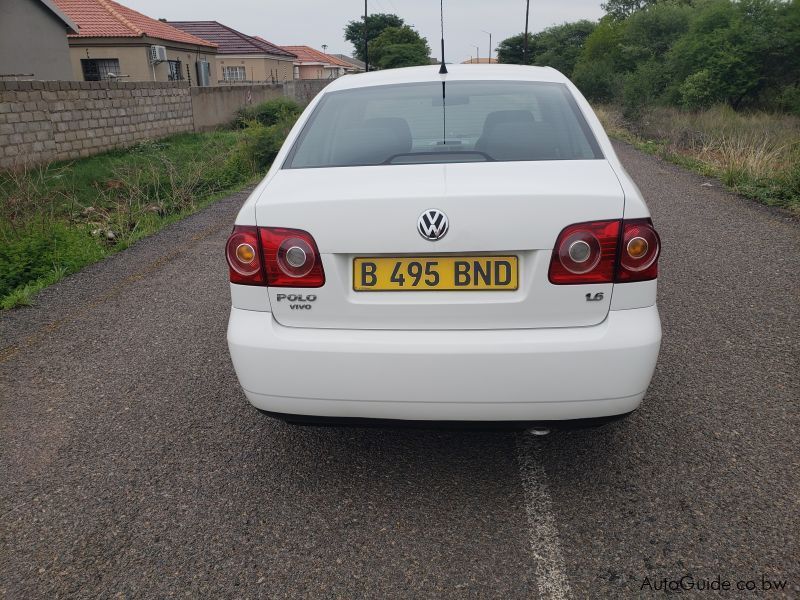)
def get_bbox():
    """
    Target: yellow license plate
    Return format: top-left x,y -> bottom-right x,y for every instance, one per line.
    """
353,256 -> 518,291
